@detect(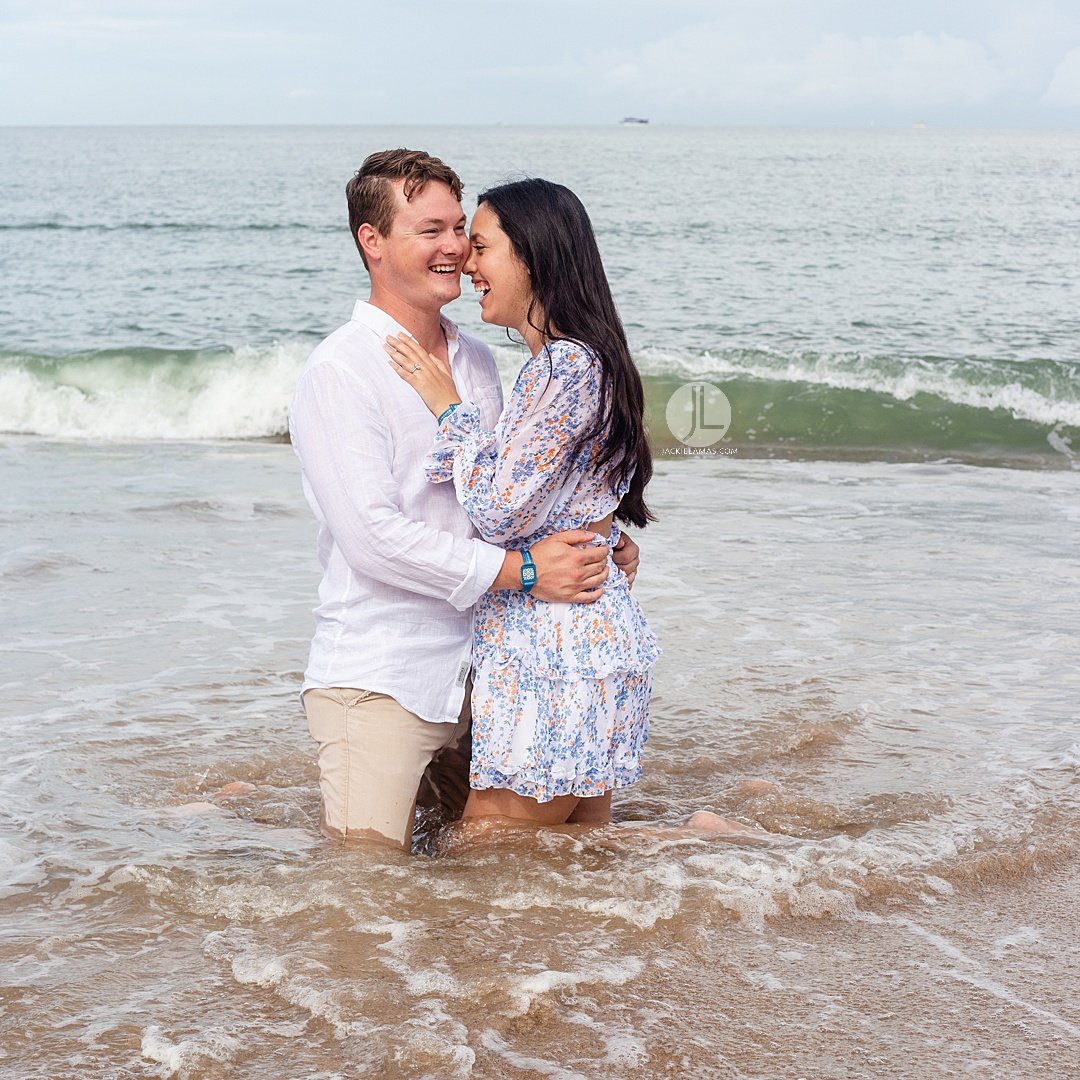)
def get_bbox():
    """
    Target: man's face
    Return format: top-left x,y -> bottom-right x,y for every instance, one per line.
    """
372,179 -> 468,312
